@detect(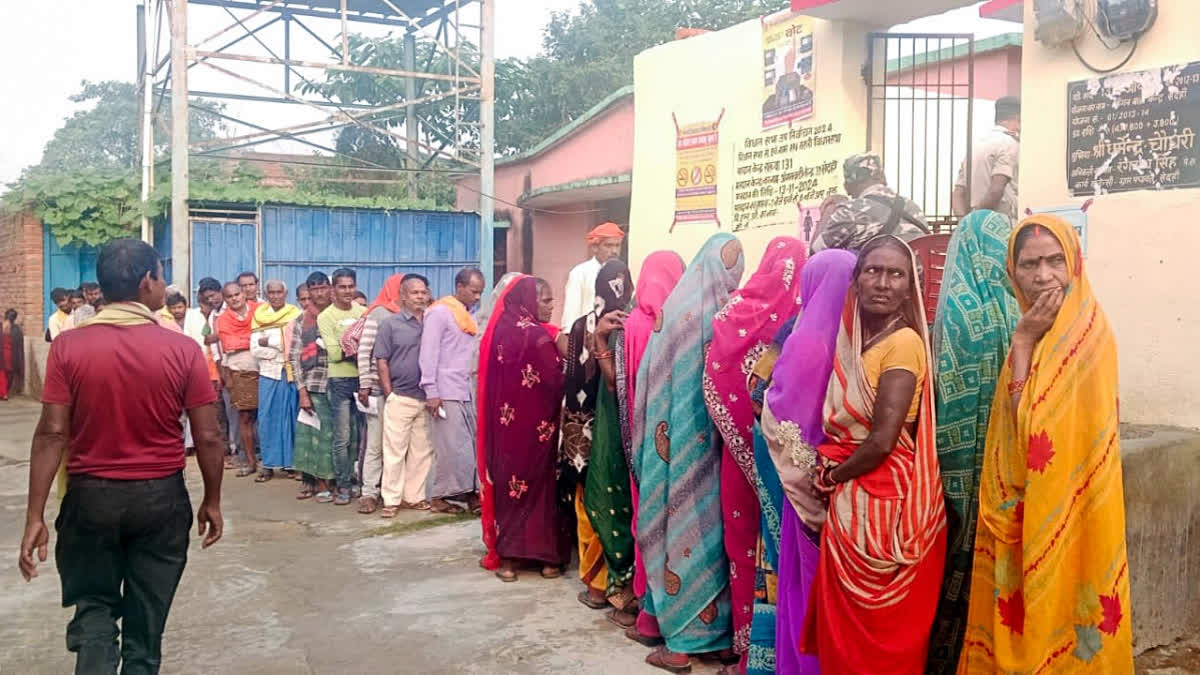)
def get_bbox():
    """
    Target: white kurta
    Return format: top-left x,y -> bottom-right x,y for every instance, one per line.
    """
560,256 -> 601,330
